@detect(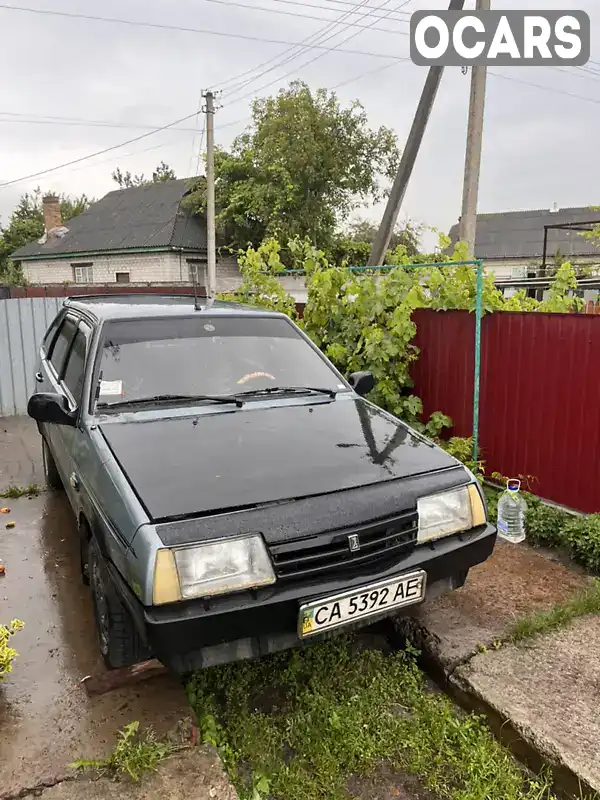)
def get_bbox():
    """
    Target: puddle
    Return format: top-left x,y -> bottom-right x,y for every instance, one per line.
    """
0,493 -> 187,795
